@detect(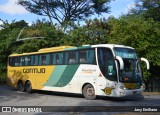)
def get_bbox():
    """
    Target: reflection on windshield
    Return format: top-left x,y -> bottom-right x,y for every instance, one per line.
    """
114,47 -> 142,83
114,47 -> 137,59
119,59 -> 142,83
